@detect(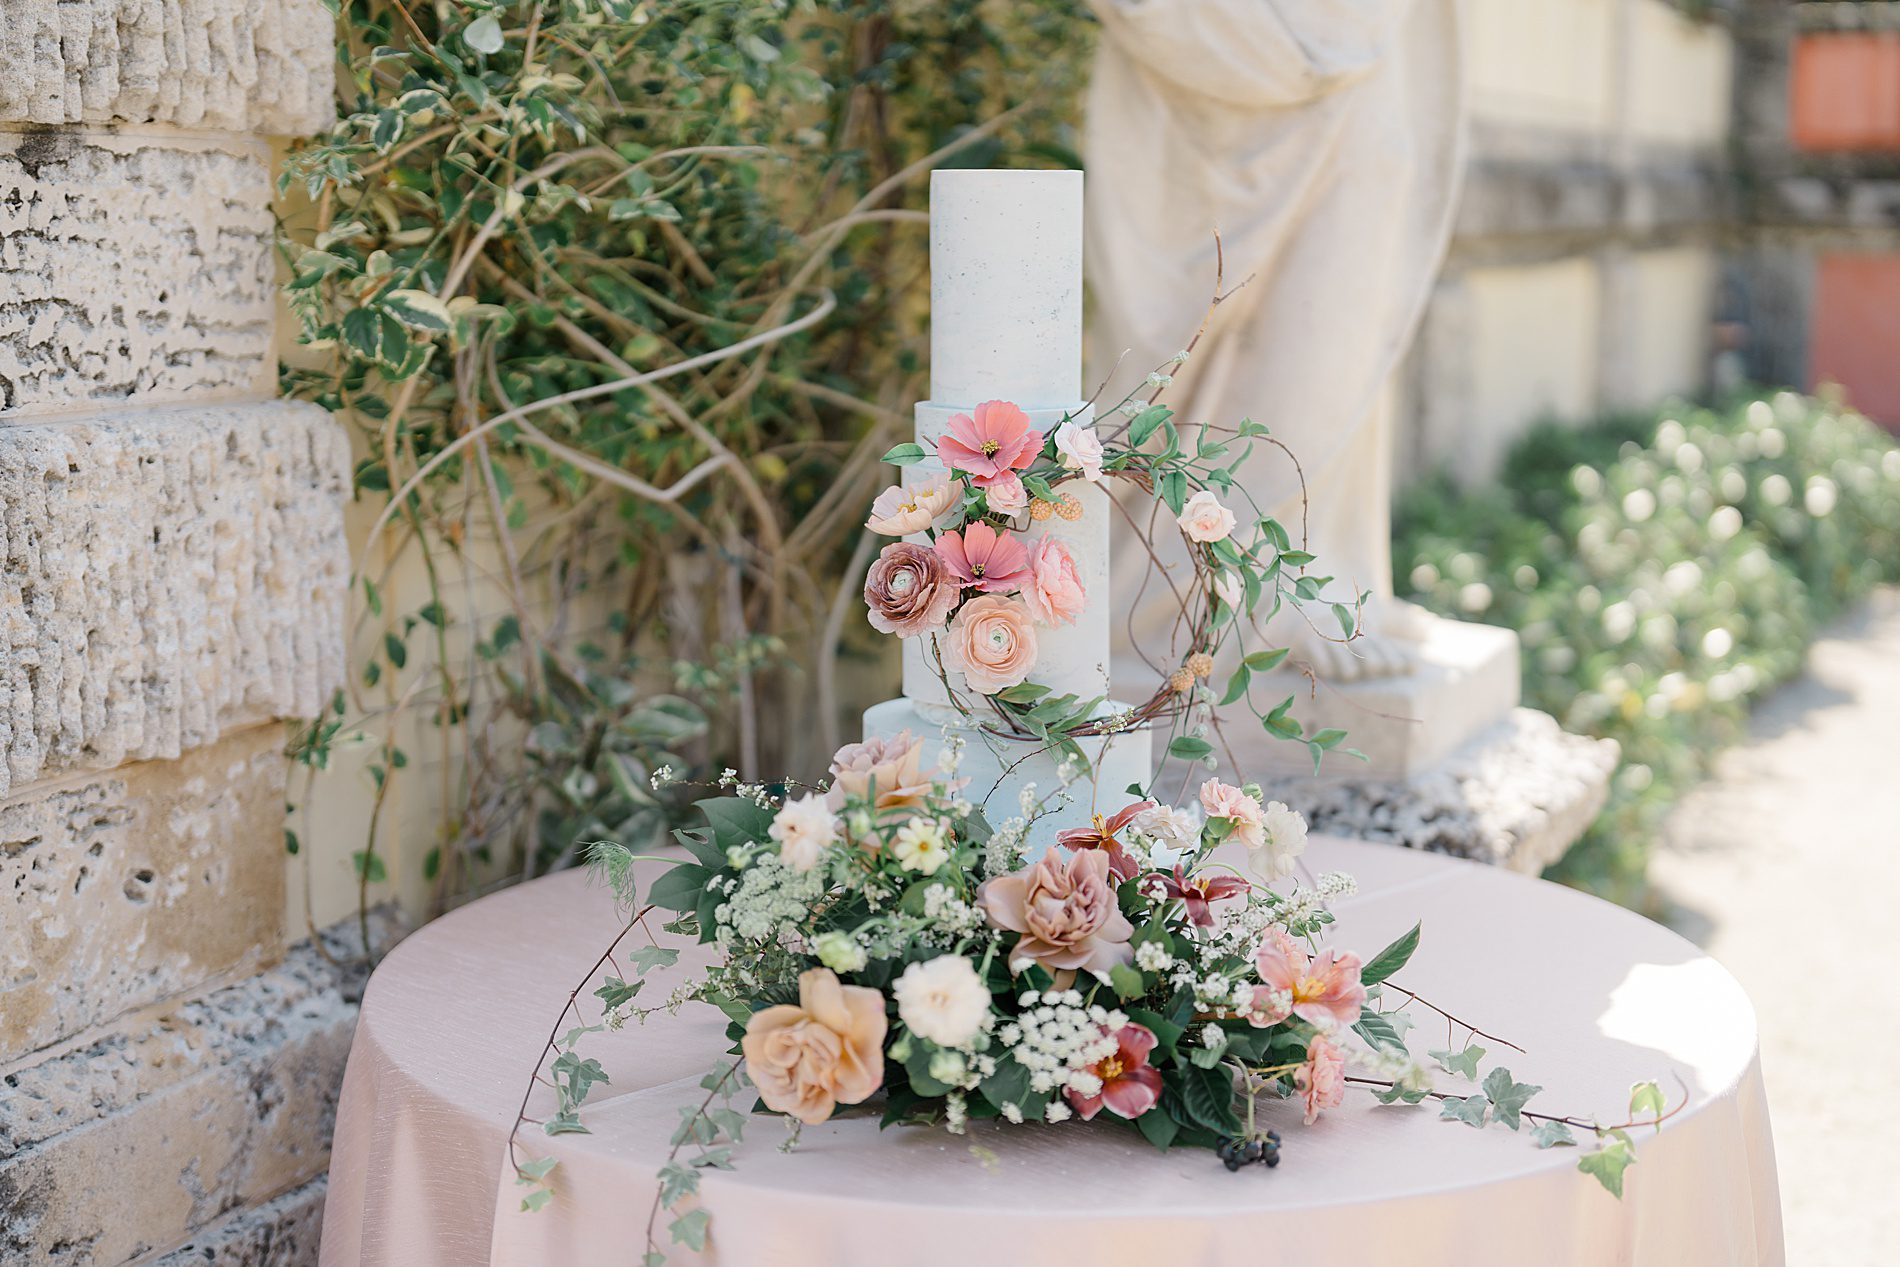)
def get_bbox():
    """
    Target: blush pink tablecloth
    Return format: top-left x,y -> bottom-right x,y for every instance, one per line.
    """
318,838 -> 1782,1267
